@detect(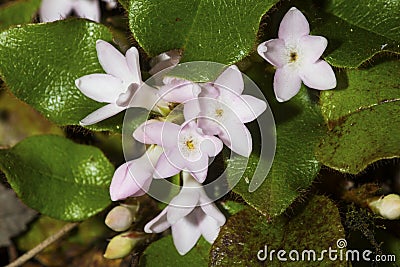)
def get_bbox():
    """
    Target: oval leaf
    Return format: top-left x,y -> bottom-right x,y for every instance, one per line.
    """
0,19 -> 124,132
0,0 -> 41,31
317,61 -> 400,174
127,0 -> 279,64
0,135 -> 114,221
